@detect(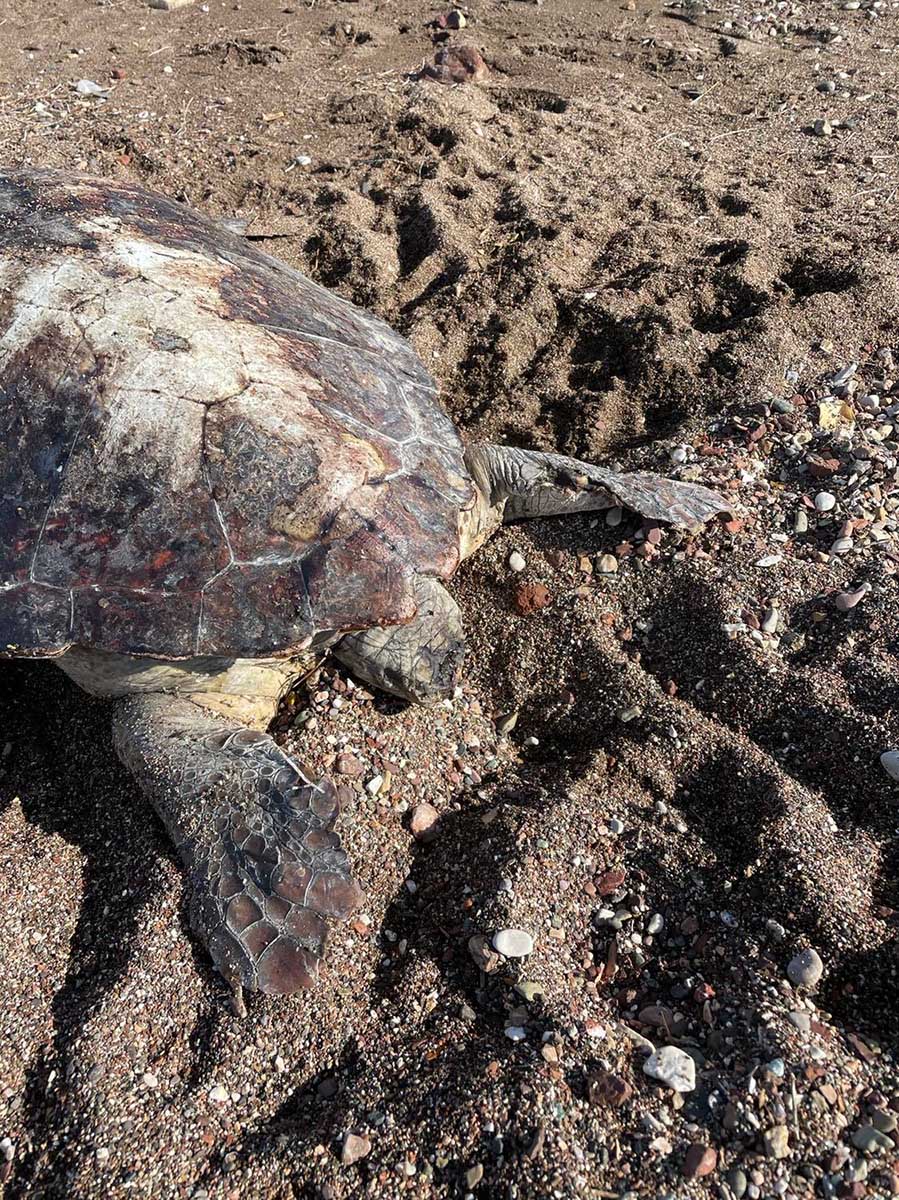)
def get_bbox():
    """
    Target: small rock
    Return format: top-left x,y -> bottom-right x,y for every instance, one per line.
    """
335,753 -> 364,777
514,981 -> 544,1003
763,1124 -> 790,1160
813,117 -> 833,137
836,585 -> 869,612
815,491 -> 837,512
596,553 -> 619,575
789,1011 -> 811,1033
341,1133 -> 372,1165
365,774 -> 385,796
148,0 -> 195,8
447,8 -> 467,27
208,1085 -> 229,1104
587,1070 -> 633,1108
683,1143 -> 717,1179
513,582 -> 552,616
504,1025 -> 526,1042
495,710 -> 518,736
852,1125 -> 893,1154
457,1163 -> 484,1194
727,1166 -> 748,1198
643,1045 -> 696,1093
140,1072 -> 158,1090
410,803 -> 441,842
468,934 -> 500,973
669,445 -> 689,465
872,1109 -> 898,1134
508,551 -> 526,573
74,79 -> 108,97
492,928 -> 534,958
597,867 -> 626,896
880,751 -> 899,782
422,44 -> 488,84
787,947 -> 824,988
